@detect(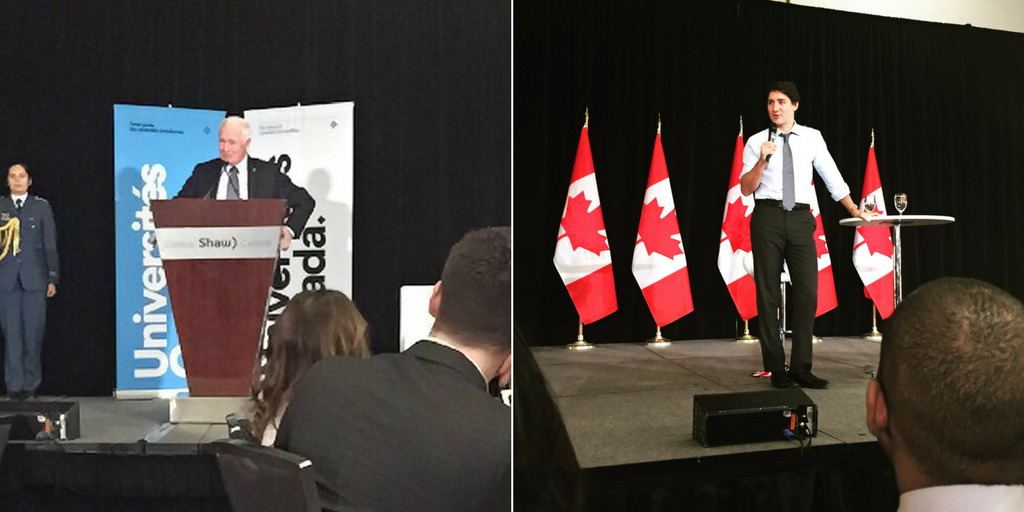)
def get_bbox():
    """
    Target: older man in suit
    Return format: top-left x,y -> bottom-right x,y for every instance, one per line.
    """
0,163 -> 59,400
176,116 -> 315,250
276,227 -> 511,512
